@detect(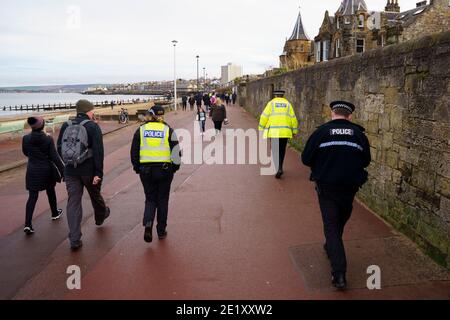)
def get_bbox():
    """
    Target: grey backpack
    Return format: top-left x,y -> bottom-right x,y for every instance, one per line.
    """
61,120 -> 92,167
